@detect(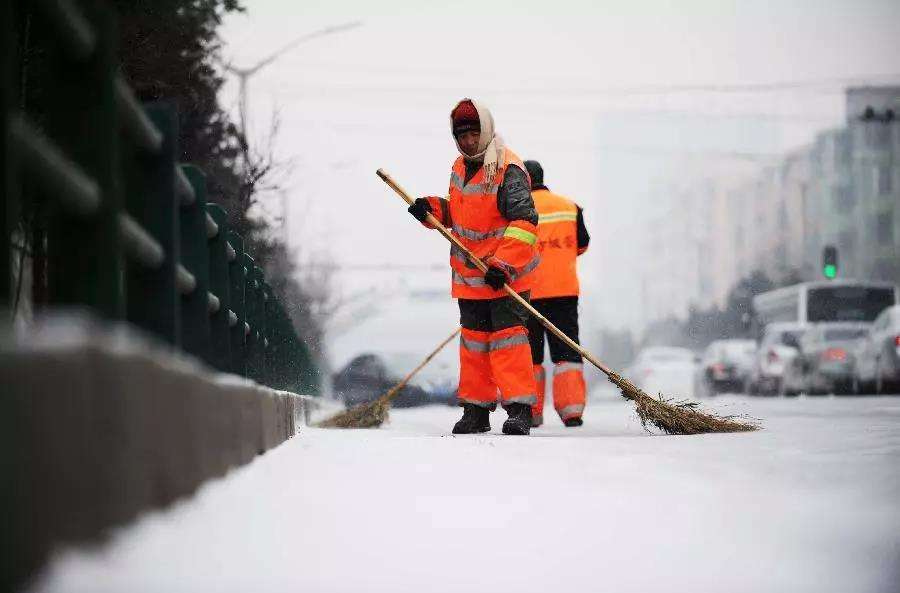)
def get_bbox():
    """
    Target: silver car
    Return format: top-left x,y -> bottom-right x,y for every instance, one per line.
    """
784,323 -> 870,395
748,323 -> 805,396
852,305 -> 900,394
625,347 -> 697,398
694,339 -> 757,397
